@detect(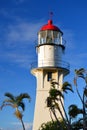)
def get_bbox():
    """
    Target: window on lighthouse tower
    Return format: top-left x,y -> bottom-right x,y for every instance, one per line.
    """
47,72 -> 52,81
